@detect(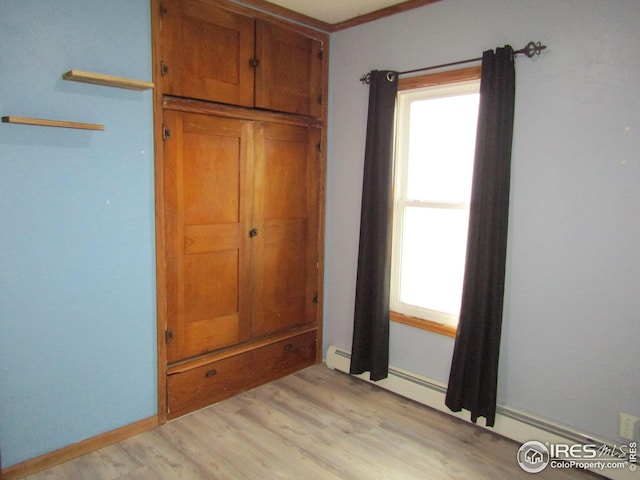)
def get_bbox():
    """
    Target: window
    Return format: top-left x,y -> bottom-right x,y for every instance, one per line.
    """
390,67 -> 481,336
